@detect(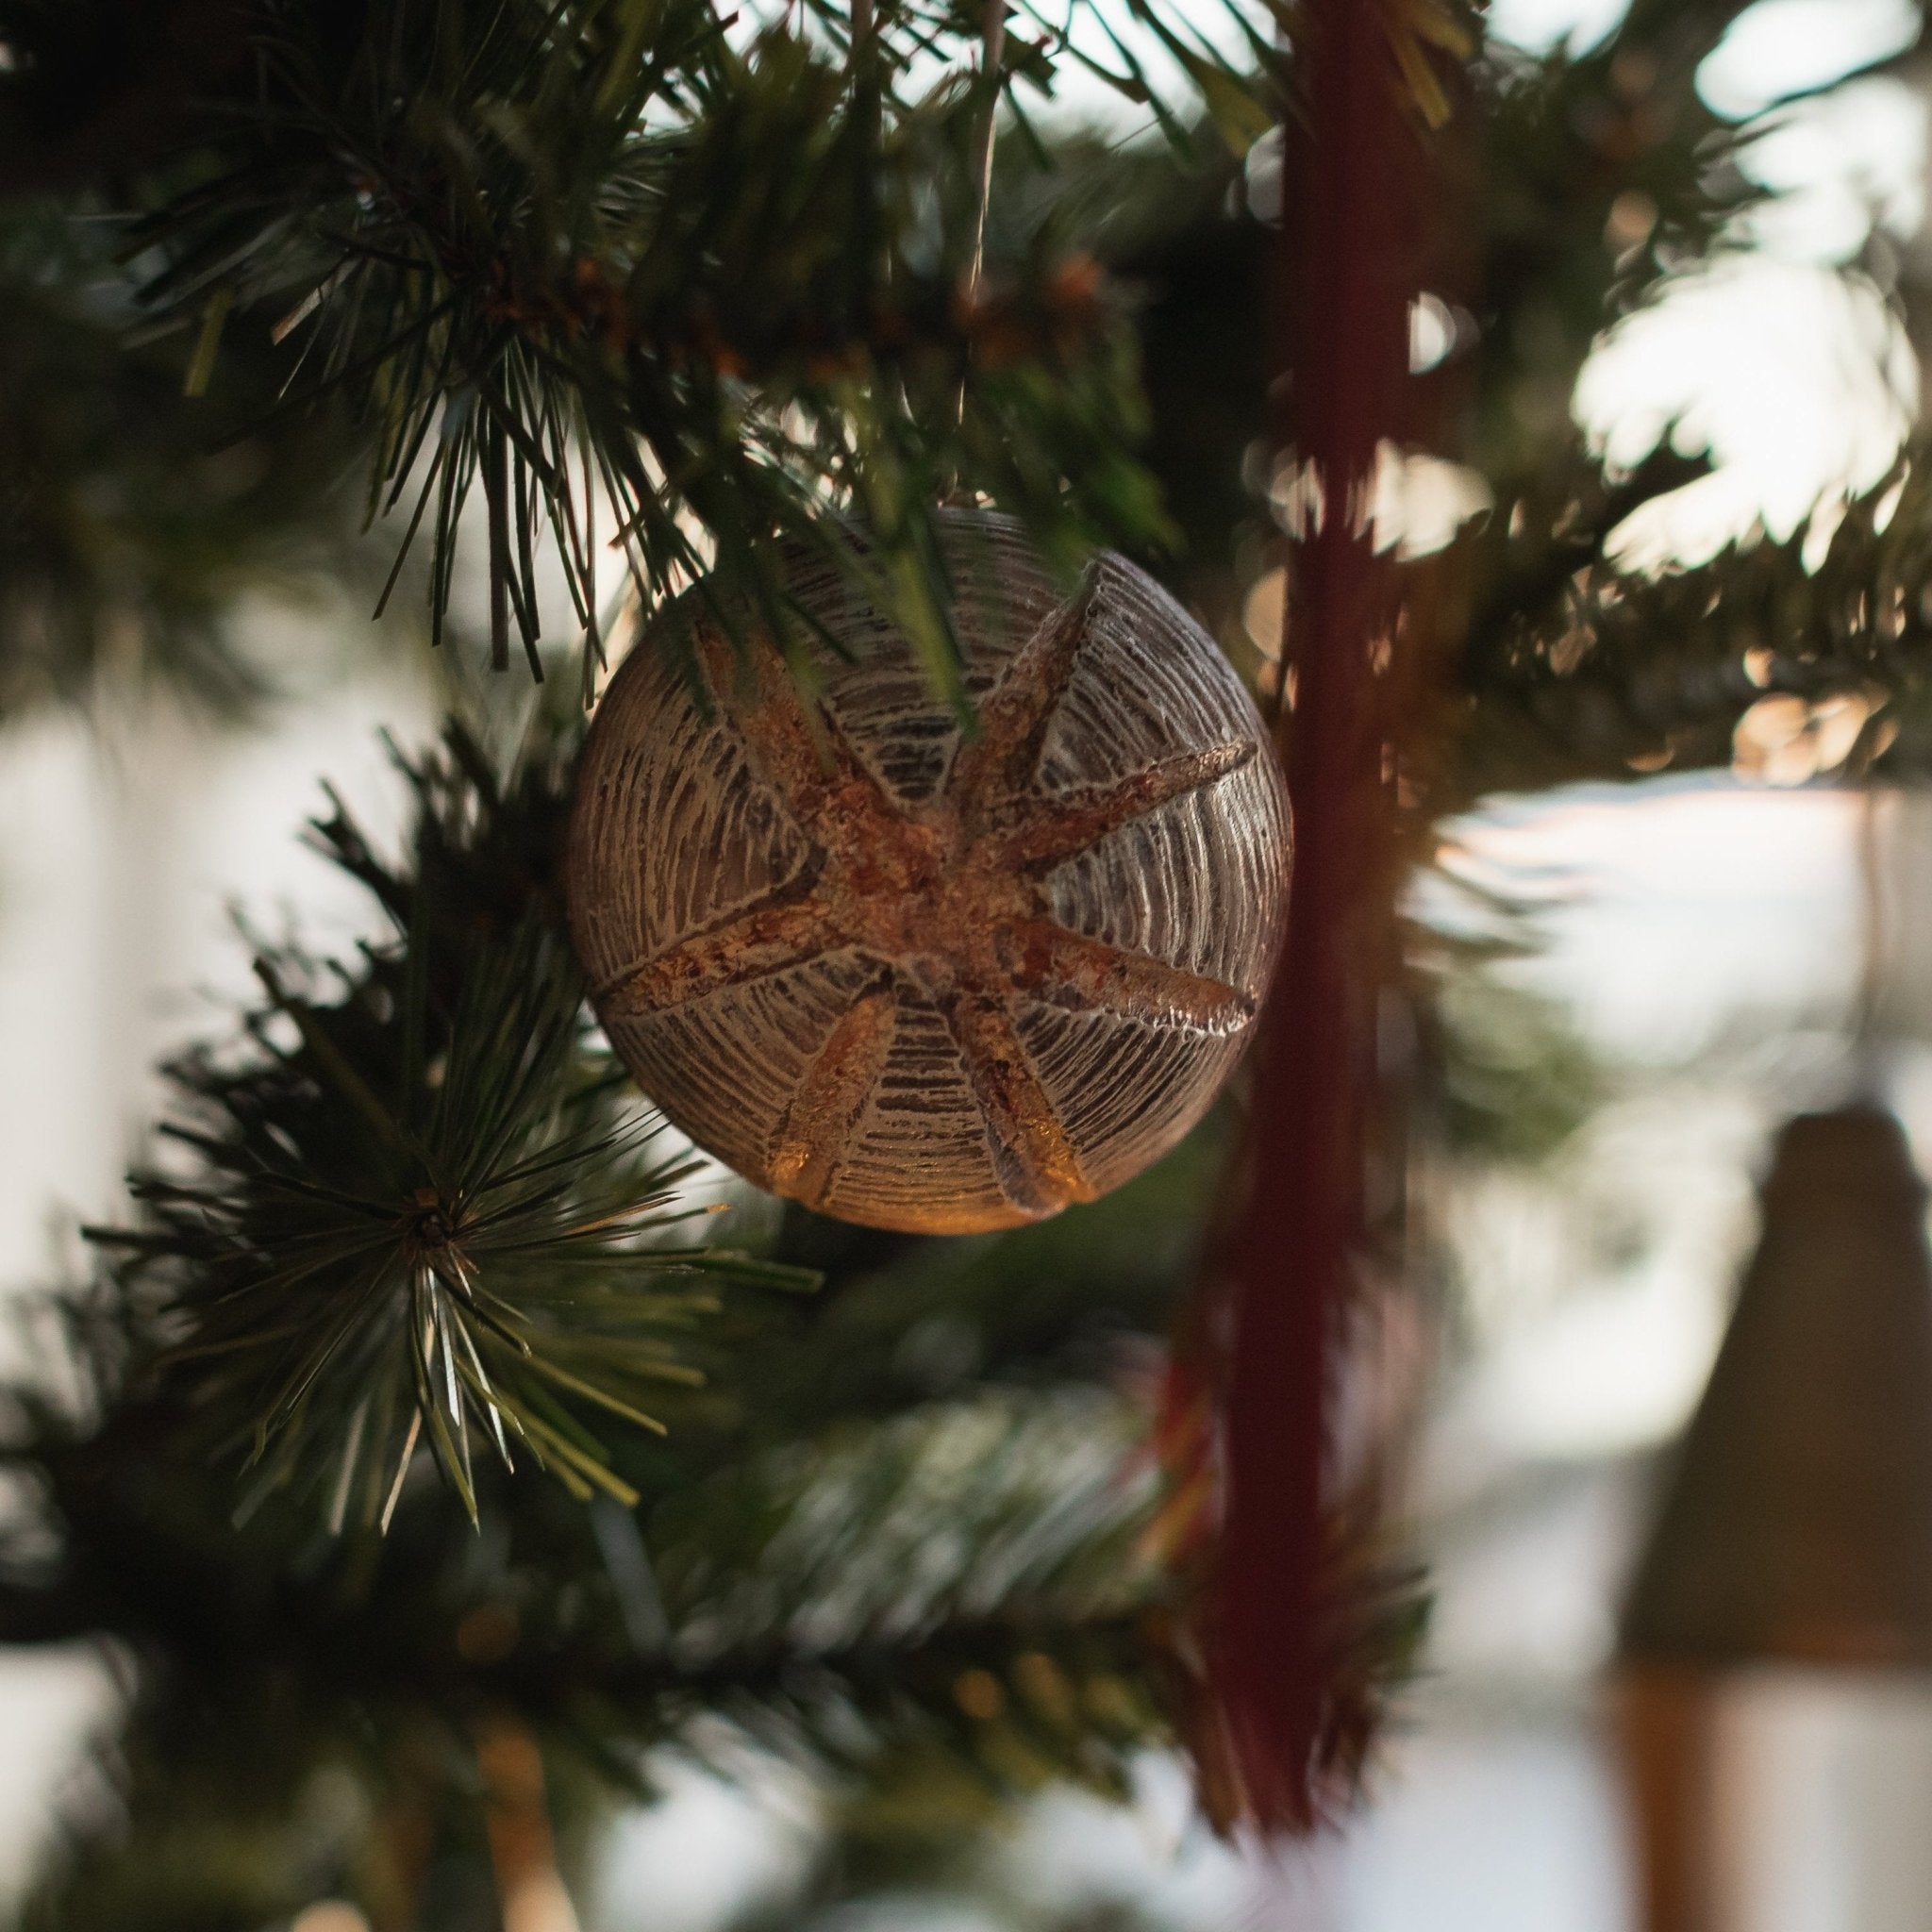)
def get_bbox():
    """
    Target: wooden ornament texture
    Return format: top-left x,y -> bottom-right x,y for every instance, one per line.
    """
568,512 -> 1291,1234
